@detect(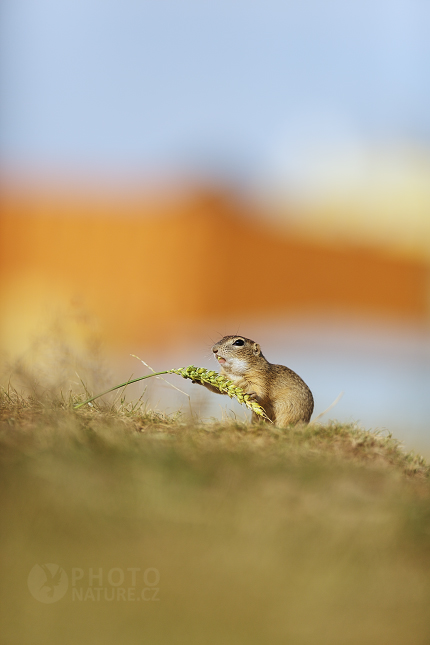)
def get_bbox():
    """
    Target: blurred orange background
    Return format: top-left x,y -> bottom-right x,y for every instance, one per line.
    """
1,184 -> 428,351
